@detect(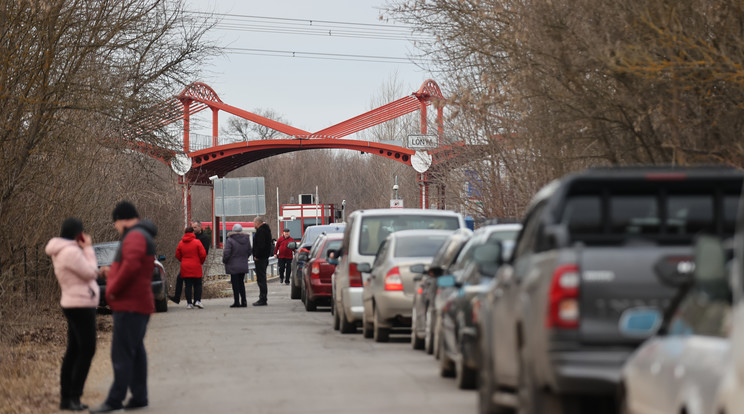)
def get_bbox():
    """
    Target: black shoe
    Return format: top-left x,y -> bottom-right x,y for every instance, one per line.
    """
168,296 -> 180,304
279,278 -> 284,283
239,303 -> 248,307
229,303 -> 240,308
252,300 -> 267,306
88,402 -> 122,413
285,282 -> 290,285
60,399 -> 88,411
123,399 -> 148,410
